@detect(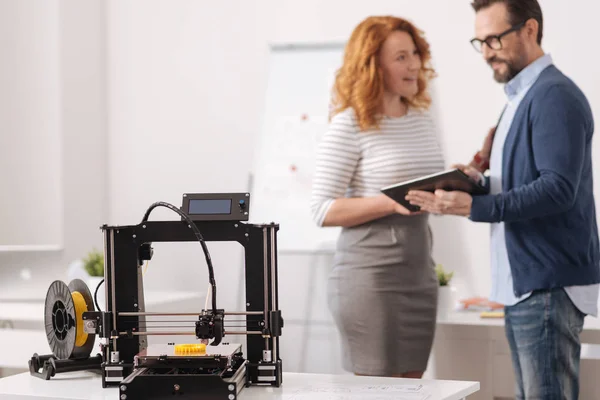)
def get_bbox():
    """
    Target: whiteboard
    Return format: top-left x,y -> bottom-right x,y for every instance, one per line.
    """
250,43 -> 345,253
